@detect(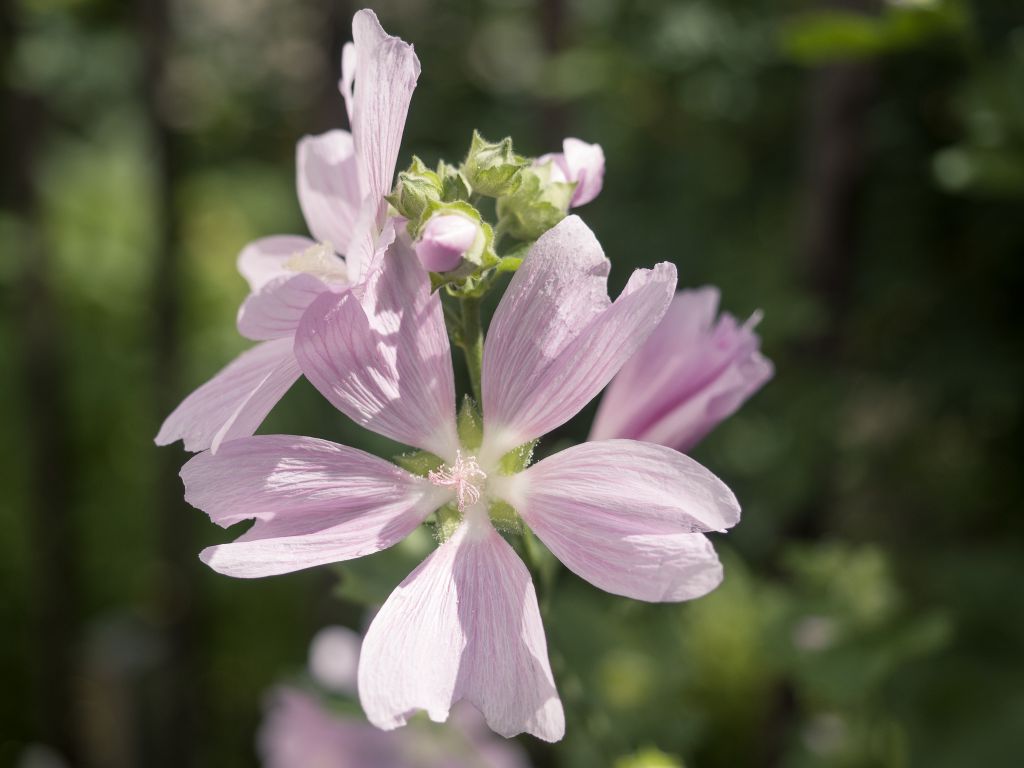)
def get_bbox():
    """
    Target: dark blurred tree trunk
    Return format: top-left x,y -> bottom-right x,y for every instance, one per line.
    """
761,2 -> 880,766
798,2 -> 880,356
537,0 -> 568,147
137,0 -> 202,765
1,1 -> 81,761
